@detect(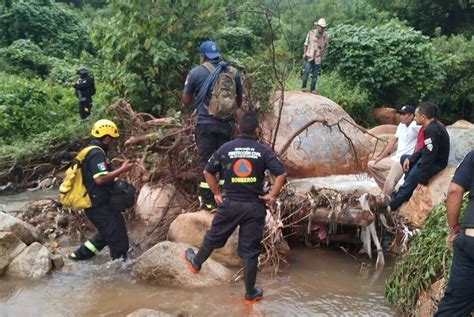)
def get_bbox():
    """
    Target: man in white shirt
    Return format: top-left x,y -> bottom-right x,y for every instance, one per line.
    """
367,105 -> 420,196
